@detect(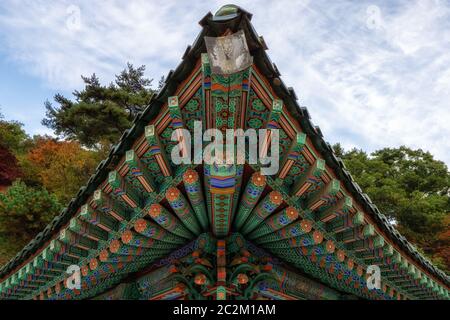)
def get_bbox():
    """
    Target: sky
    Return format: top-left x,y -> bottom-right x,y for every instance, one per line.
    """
0,0 -> 449,165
